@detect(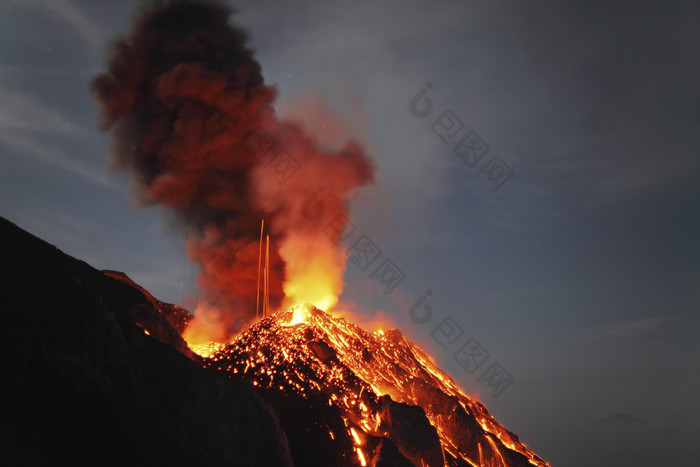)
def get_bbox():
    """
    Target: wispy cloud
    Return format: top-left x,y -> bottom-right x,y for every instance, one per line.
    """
0,86 -> 118,190
25,0 -> 104,52
596,412 -> 642,424
0,63 -> 95,79
581,316 -> 675,341
0,130 -> 118,190
0,88 -> 86,136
